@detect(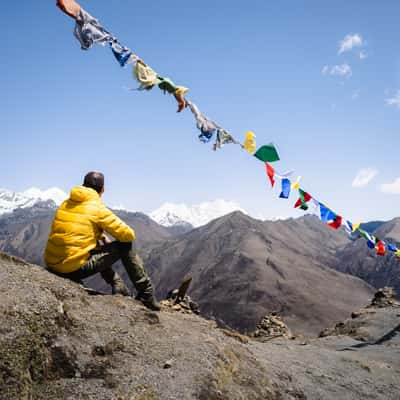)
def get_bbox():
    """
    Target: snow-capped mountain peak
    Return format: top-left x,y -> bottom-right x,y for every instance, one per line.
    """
22,187 -> 68,205
0,187 -> 67,215
150,199 -> 247,228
